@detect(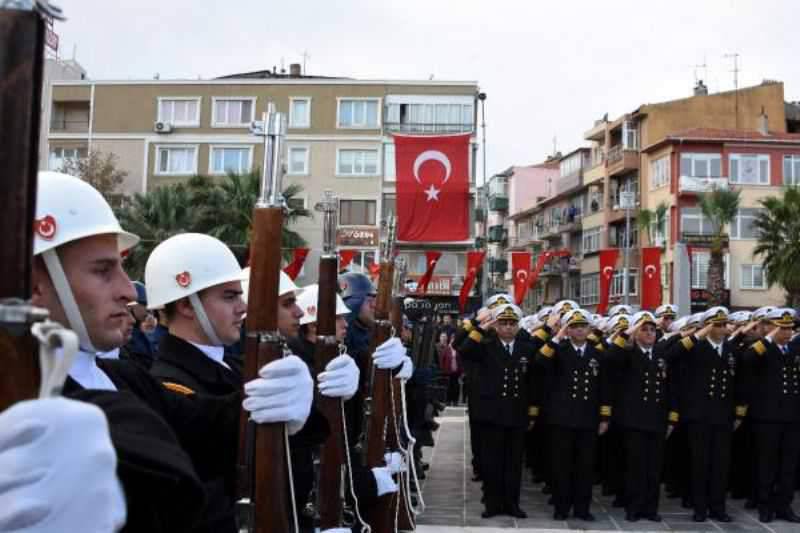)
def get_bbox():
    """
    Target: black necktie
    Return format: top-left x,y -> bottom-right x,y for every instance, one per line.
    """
577,348 -> 583,358
505,343 -> 511,355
